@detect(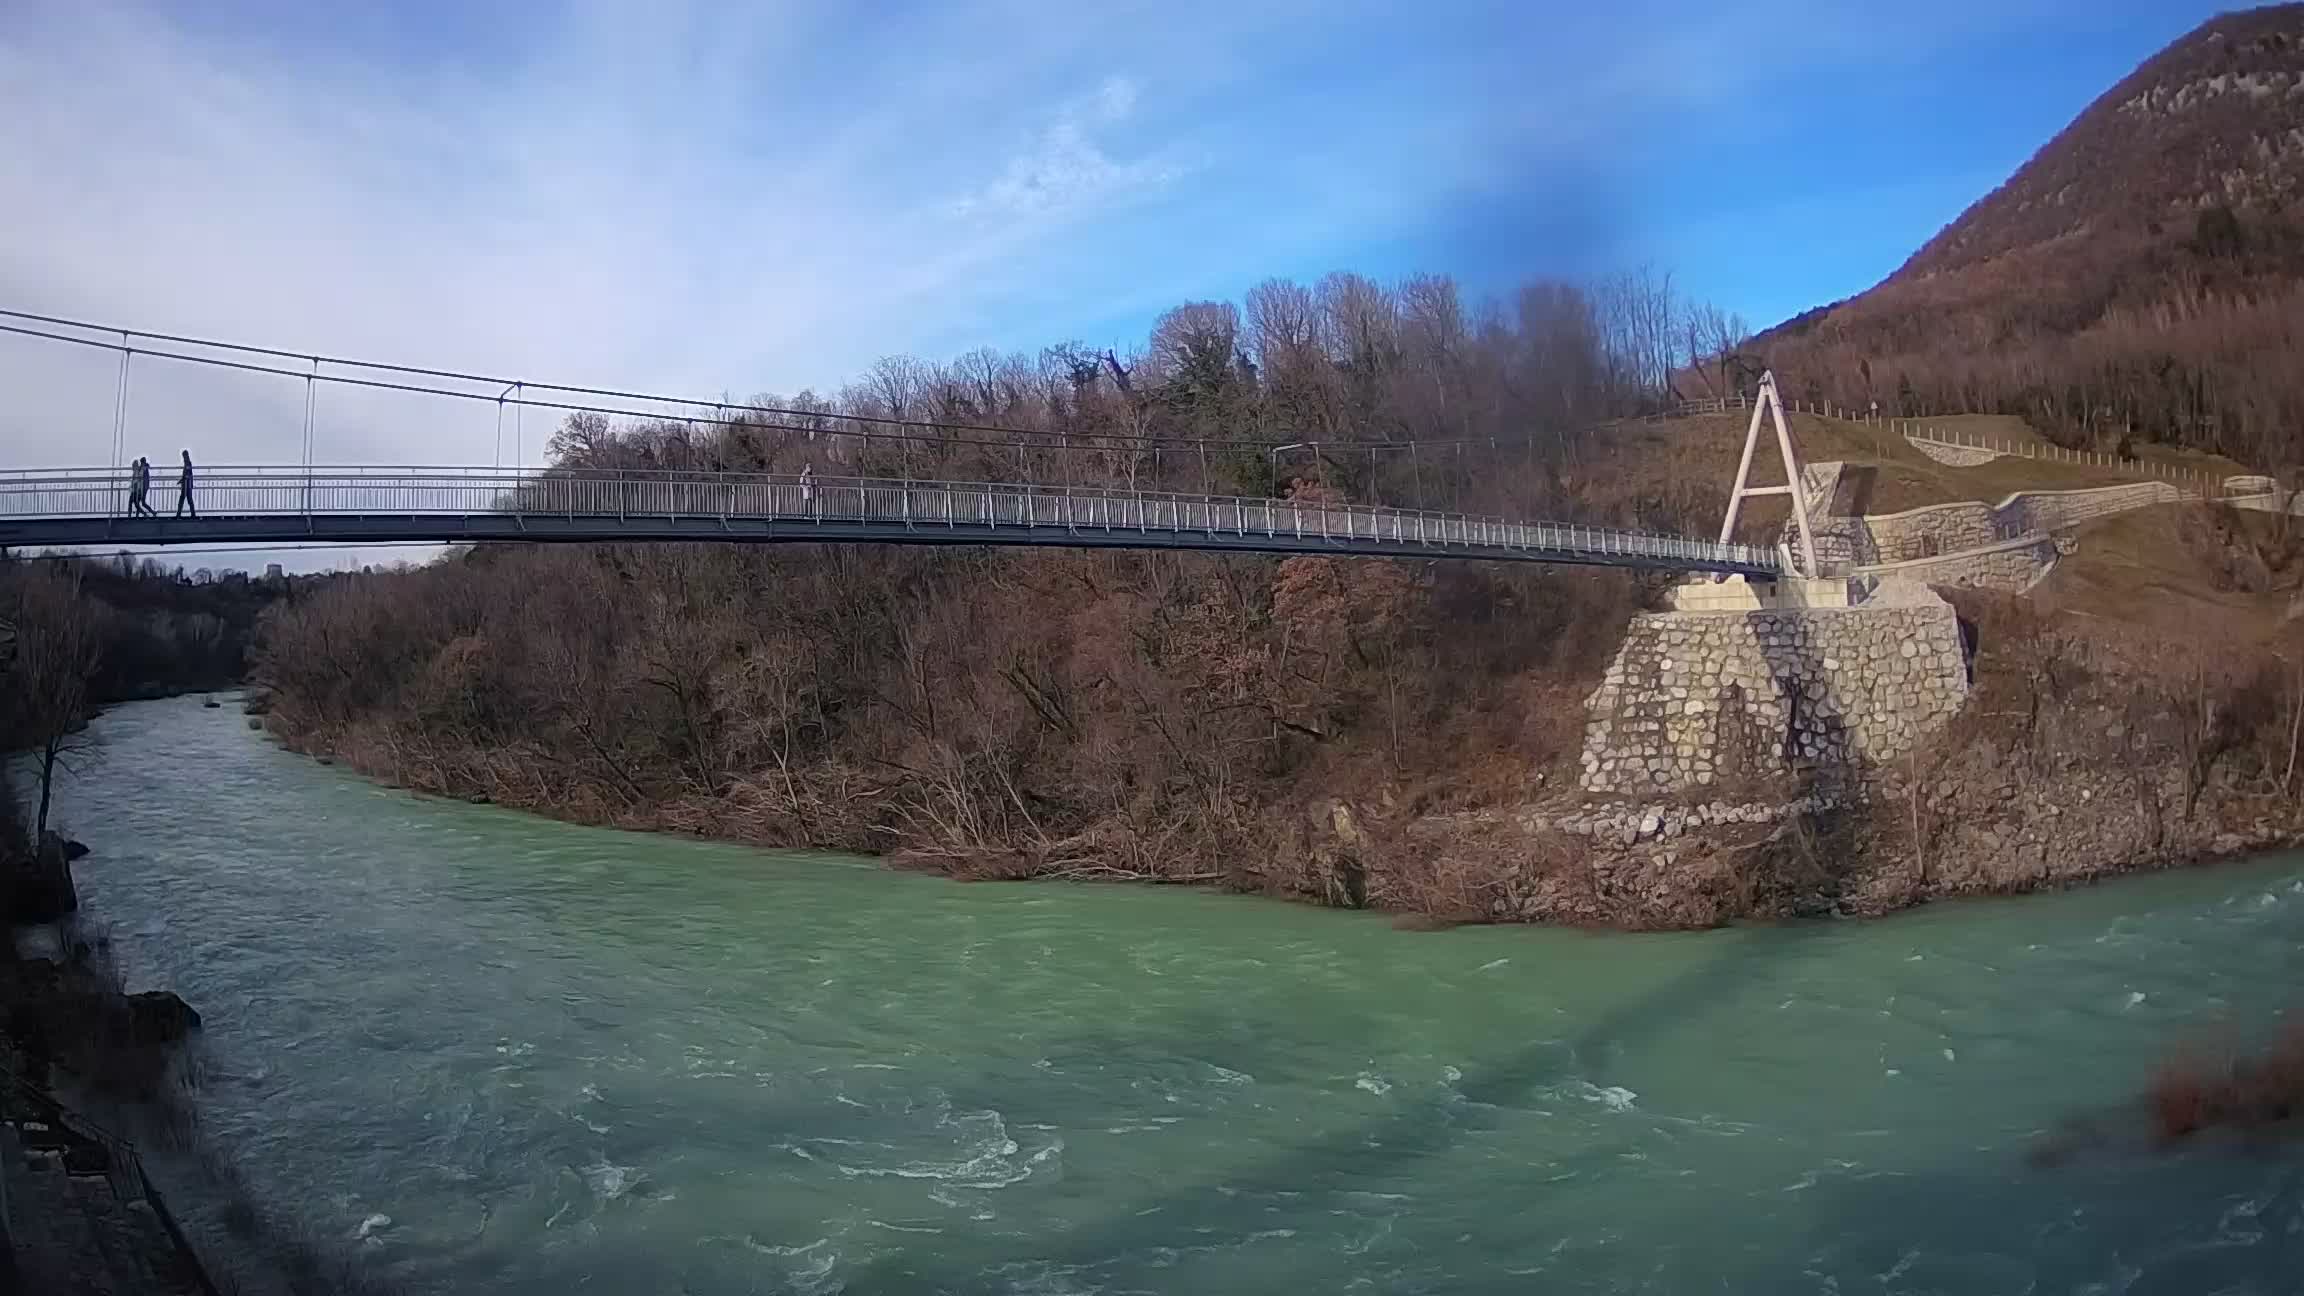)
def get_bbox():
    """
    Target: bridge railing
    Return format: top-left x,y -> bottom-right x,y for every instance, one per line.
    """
0,466 -> 1778,572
